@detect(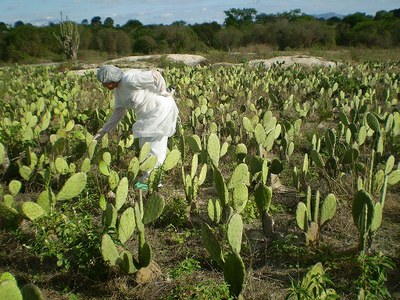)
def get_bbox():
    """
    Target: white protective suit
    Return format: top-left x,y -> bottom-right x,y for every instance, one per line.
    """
98,69 -> 179,169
